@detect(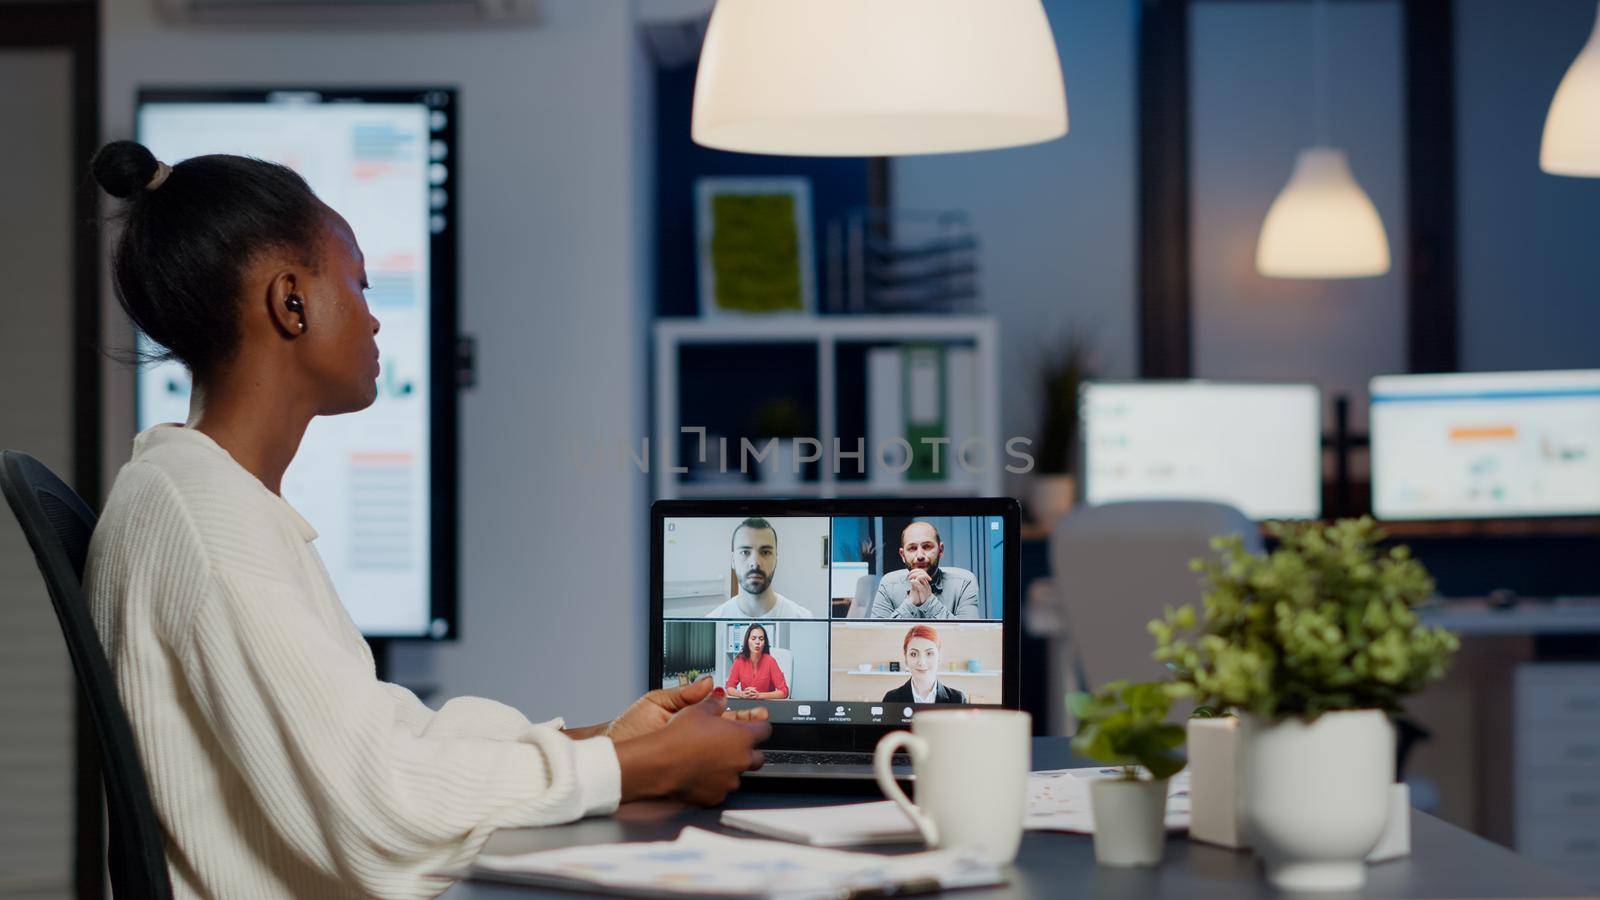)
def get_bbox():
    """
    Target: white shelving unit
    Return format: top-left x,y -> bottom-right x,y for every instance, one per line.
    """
653,316 -> 1001,501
